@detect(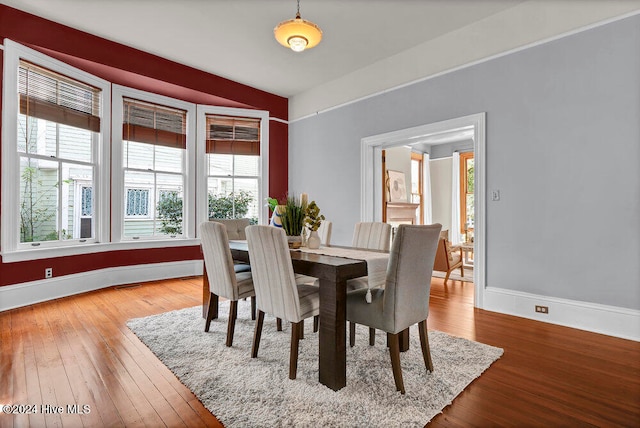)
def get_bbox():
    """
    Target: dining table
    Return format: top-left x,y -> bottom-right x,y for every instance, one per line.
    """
201,241 -> 410,391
